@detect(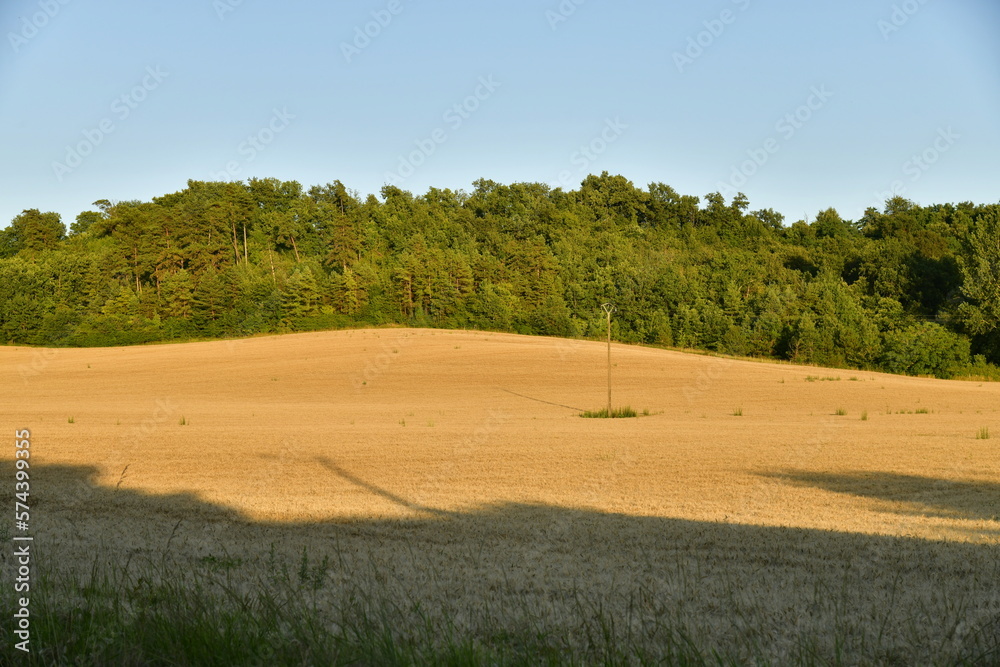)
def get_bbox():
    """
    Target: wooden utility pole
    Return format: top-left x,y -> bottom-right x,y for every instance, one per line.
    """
602,303 -> 615,414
